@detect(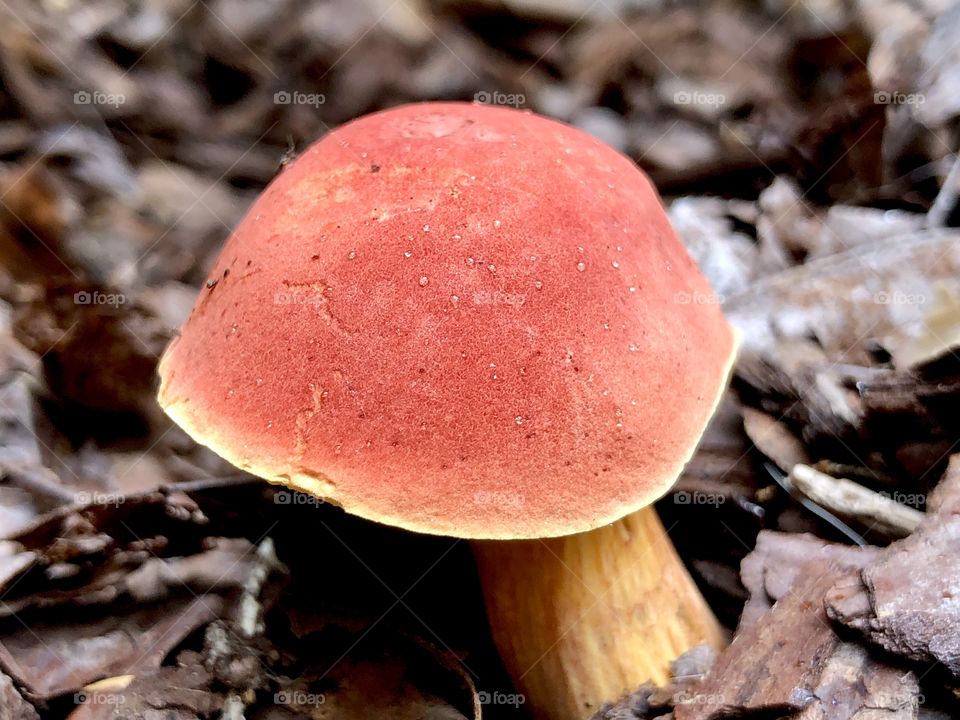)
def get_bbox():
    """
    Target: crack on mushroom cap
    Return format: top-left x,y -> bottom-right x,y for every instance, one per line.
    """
294,383 -> 329,465
277,279 -> 358,337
